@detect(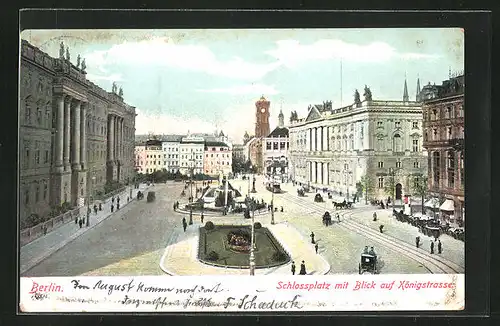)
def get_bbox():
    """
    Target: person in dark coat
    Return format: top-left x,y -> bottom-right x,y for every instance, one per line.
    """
315,243 -> 319,254
99,203 -> 102,211
182,217 -> 187,232
373,212 -> 377,221
93,205 -> 98,214
117,197 -> 120,205
116,203 -> 120,210
310,232 -> 315,244
78,219 -> 83,228
299,261 -> 307,275
111,196 -> 115,204
200,213 -> 204,224
415,236 -> 420,248
111,204 -> 114,212
430,241 -> 435,254
437,240 -> 442,254
291,261 -> 296,275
